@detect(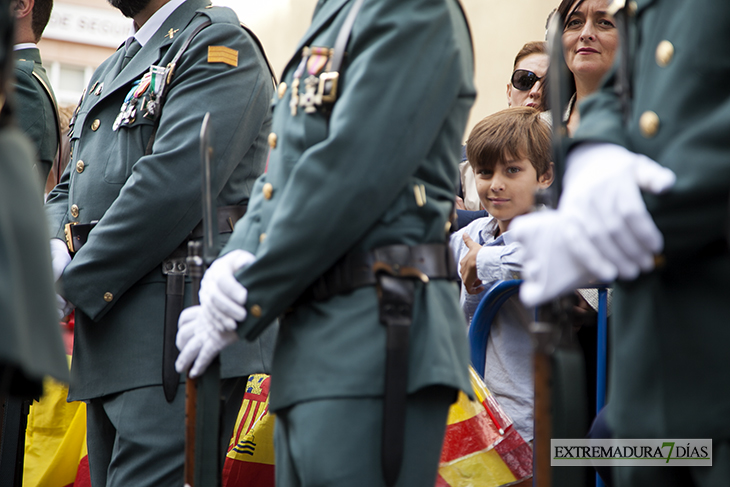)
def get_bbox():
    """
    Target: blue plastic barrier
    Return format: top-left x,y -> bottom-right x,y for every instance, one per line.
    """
468,279 -> 522,380
467,281 -> 610,487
